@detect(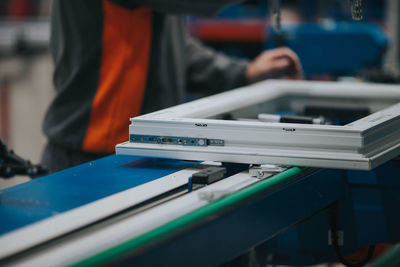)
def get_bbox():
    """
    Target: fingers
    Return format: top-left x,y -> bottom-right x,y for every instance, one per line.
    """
246,47 -> 304,83
247,58 -> 292,82
268,47 -> 303,77
271,57 -> 291,71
